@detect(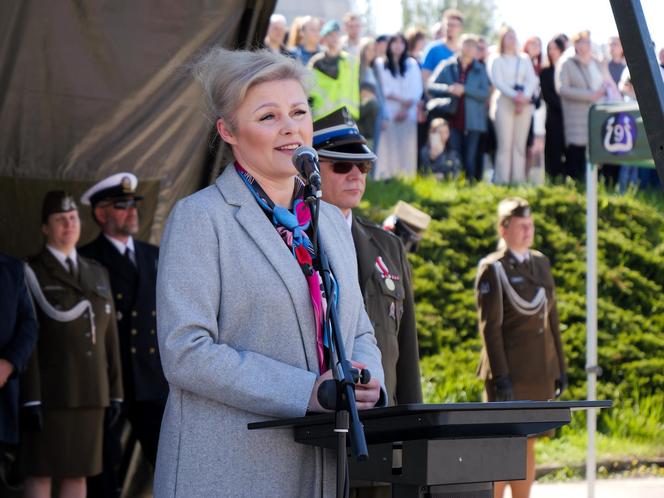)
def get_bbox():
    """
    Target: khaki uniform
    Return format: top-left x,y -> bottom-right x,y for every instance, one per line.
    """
475,248 -> 566,401
21,248 -> 123,476
352,216 -> 422,406
350,217 -> 421,498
